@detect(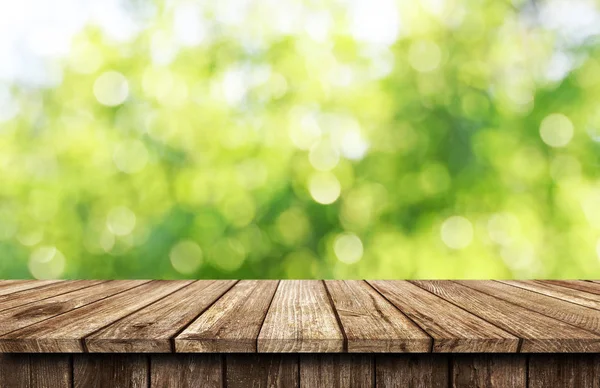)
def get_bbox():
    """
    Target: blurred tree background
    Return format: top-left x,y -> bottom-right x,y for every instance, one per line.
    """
1,0 -> 600,279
